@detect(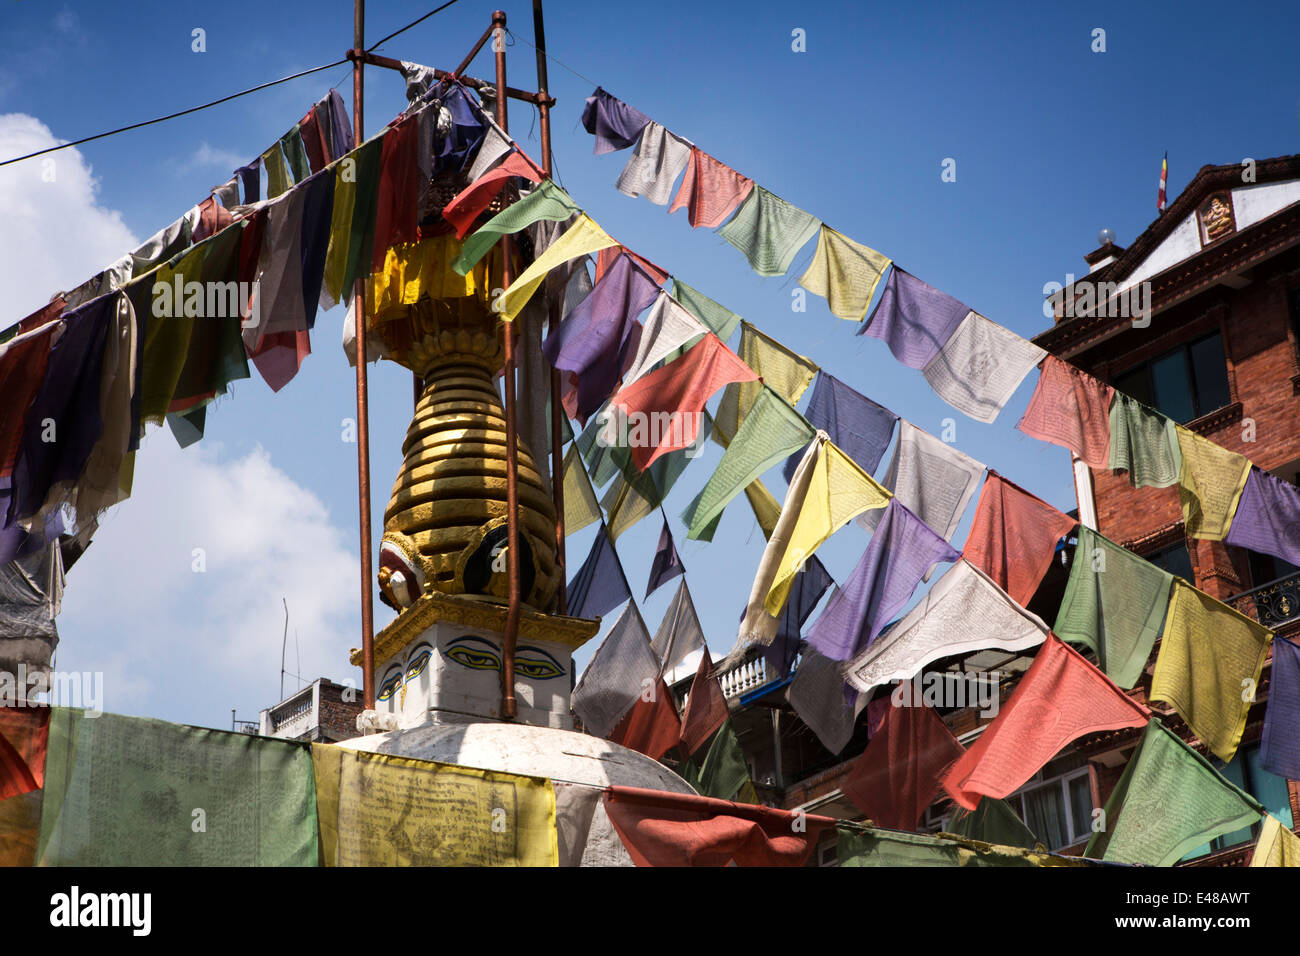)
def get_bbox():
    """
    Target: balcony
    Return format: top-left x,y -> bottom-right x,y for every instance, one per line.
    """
1228,571 -> 1300,630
